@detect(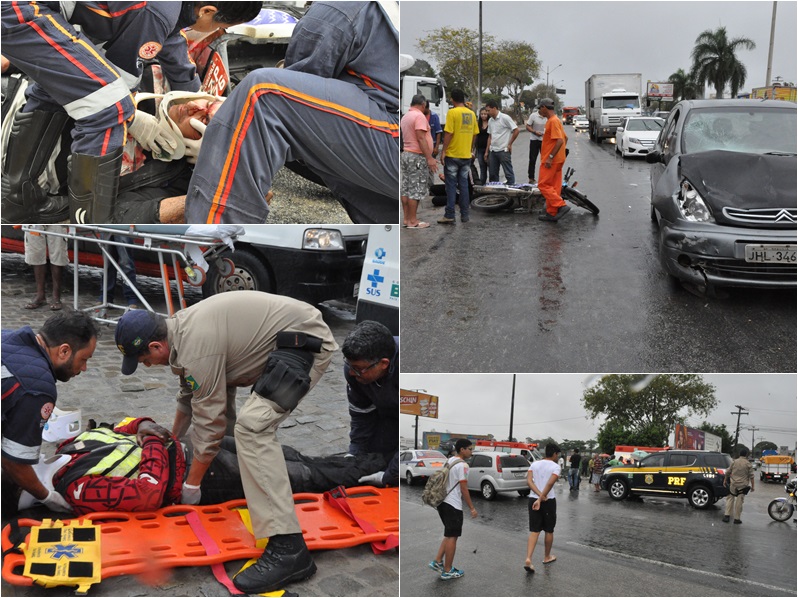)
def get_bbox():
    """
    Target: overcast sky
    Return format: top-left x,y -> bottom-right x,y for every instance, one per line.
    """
400,1 -> 798,107
399,374 -> 797,450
